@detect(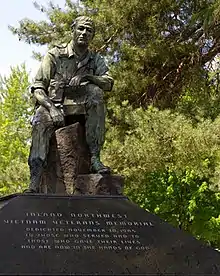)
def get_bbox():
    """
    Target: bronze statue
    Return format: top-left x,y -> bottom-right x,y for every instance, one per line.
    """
26,16 -> 114,193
